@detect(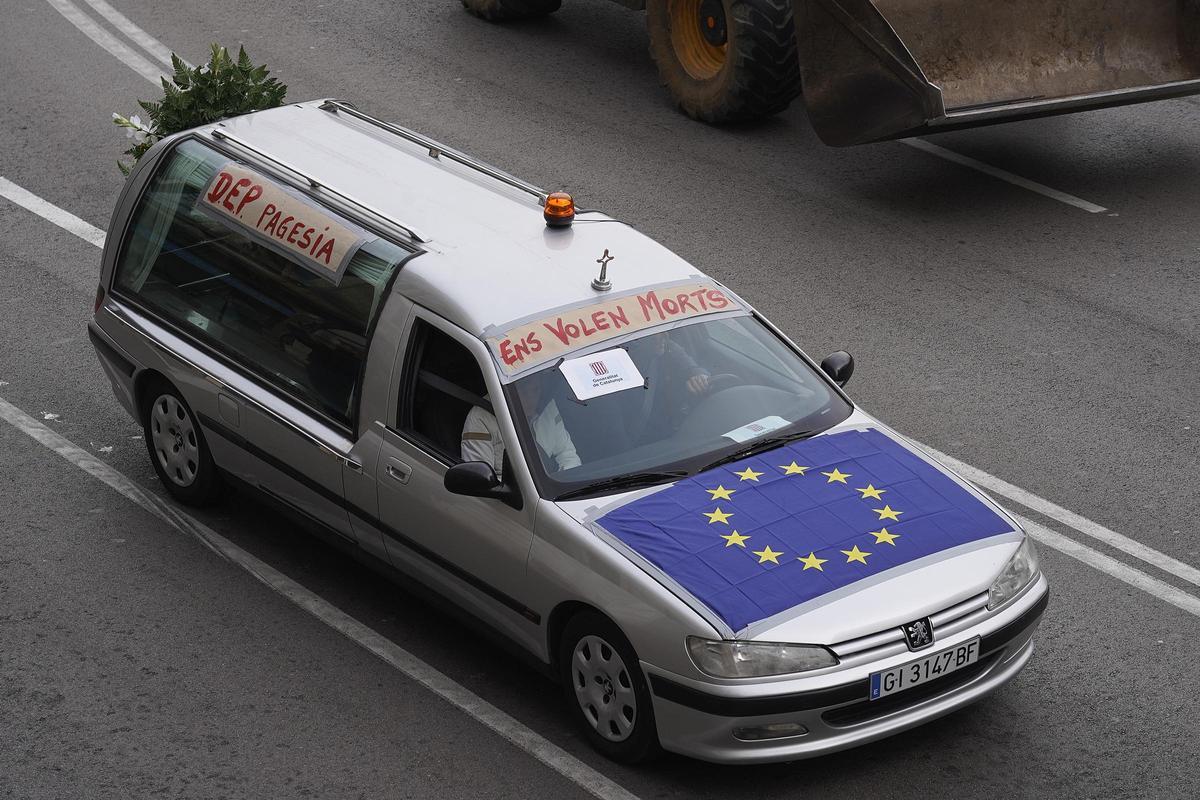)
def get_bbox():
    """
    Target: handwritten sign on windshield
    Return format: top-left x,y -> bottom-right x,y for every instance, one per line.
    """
487,282 -> 740,376
198,162 -> 369,283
